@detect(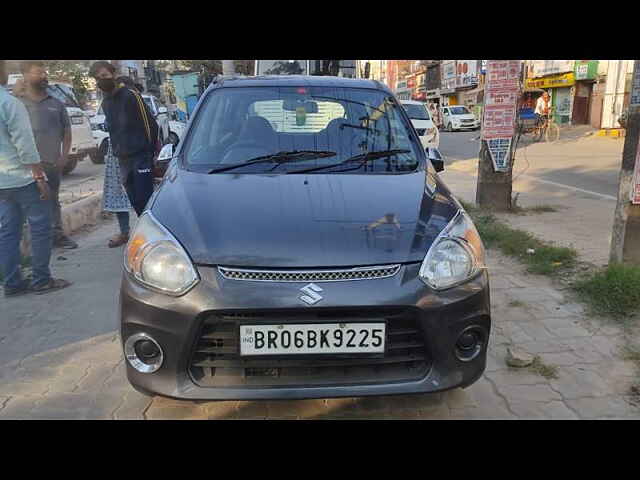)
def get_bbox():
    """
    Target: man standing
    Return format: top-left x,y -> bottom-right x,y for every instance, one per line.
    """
17,61 -> 78,249
0,60 -> 71,296
89,61 -> 159,216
